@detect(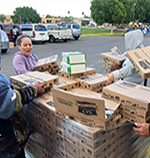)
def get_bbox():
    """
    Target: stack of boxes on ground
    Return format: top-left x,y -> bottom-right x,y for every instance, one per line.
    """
9,52 -> 150,157
100,46 -> 127,73
9,42 -> 14,49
